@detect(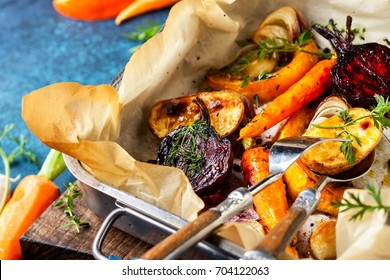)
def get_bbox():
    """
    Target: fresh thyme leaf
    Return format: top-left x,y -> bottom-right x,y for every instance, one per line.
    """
55,182 -> 89,233
332,184 -> 390,221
